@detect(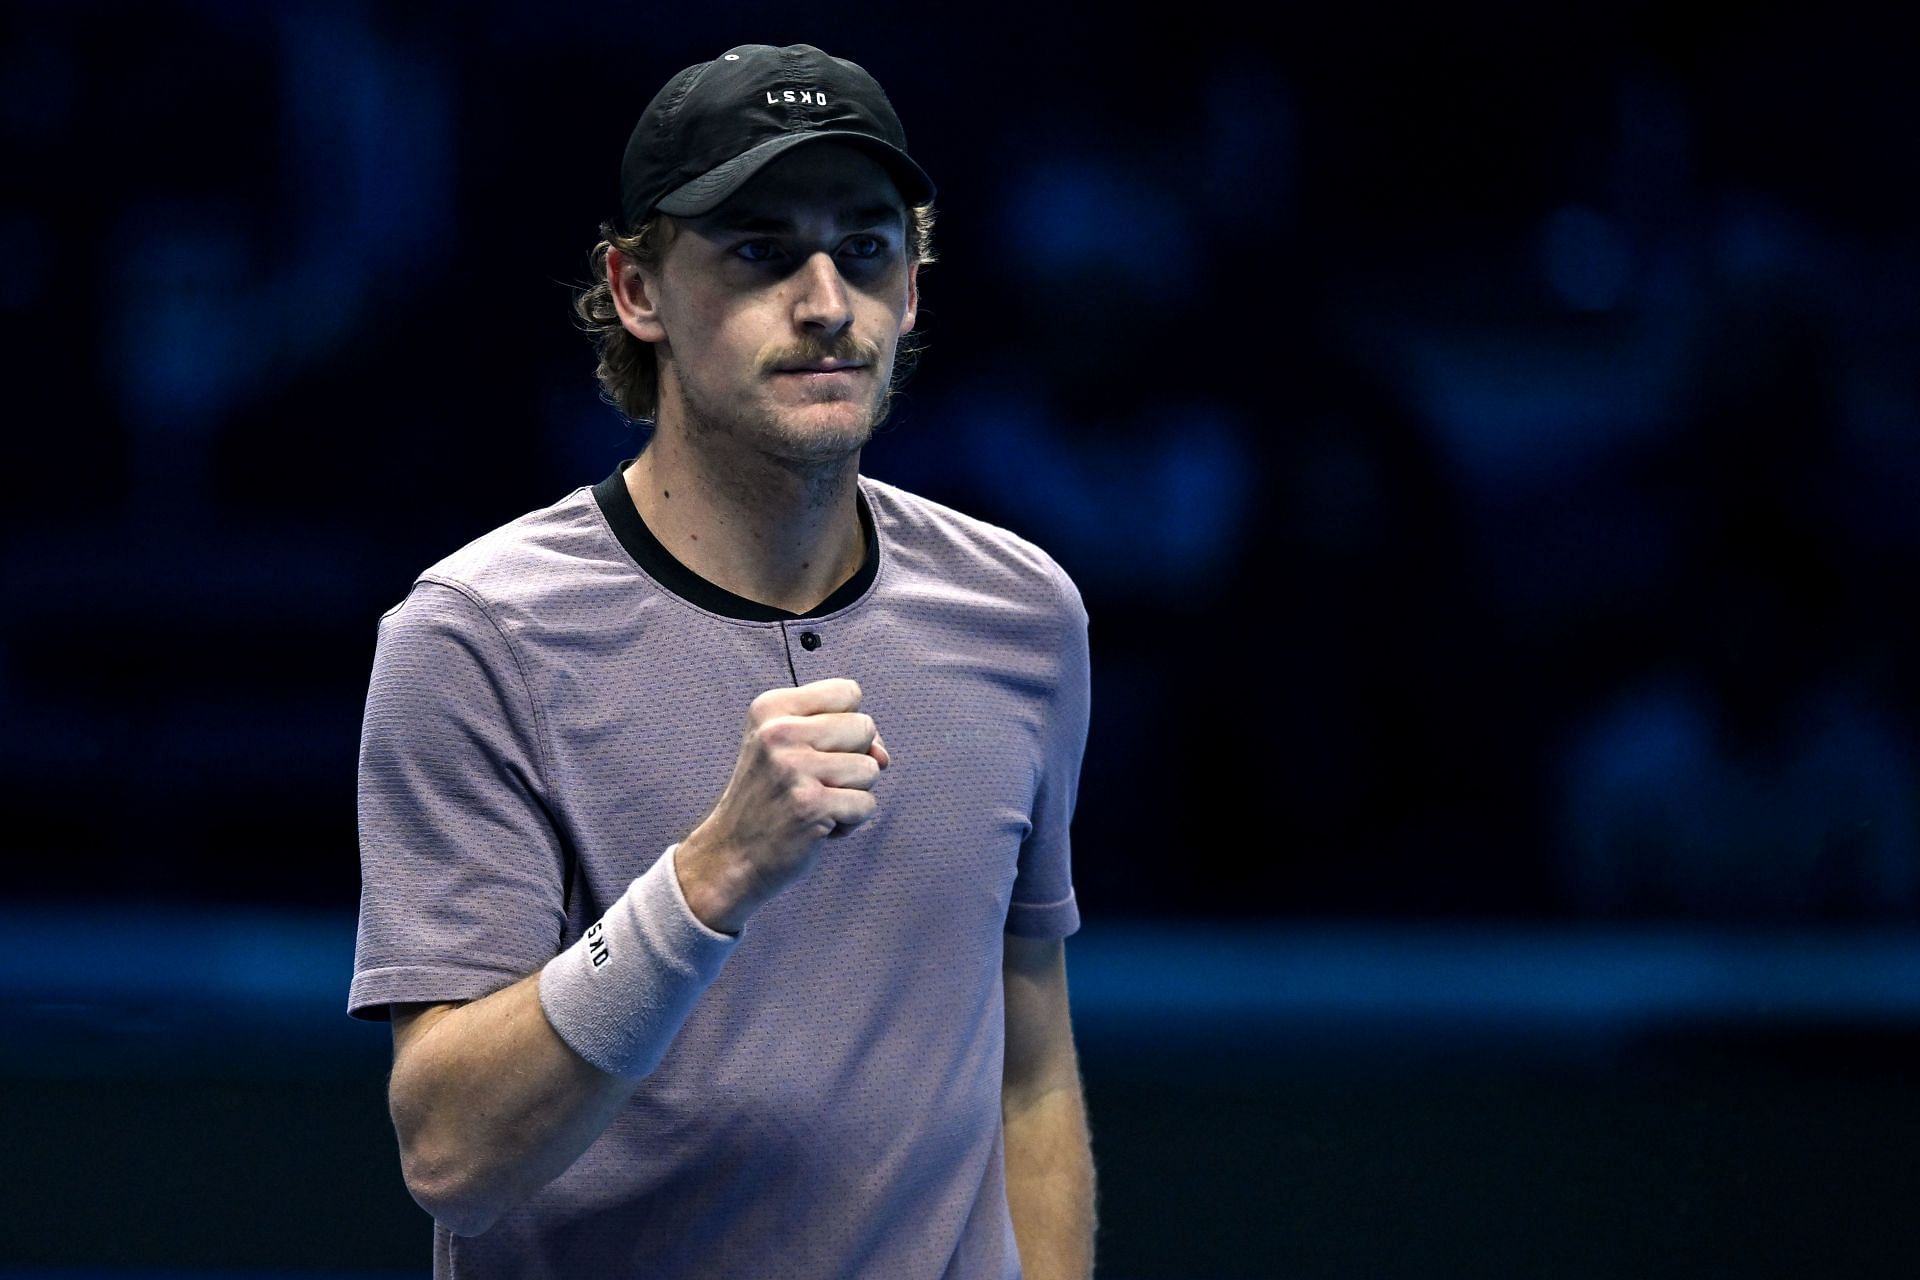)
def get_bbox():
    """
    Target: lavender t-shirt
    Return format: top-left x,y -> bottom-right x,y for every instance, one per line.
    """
349,455 -> 1089,1278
